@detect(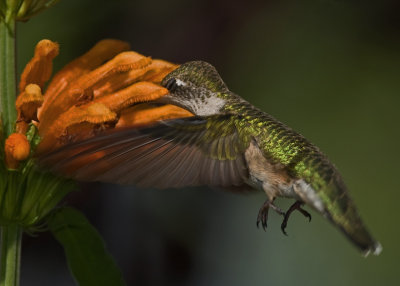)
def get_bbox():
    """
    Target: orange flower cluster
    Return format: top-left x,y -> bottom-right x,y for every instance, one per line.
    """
5,39 -> 193,169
